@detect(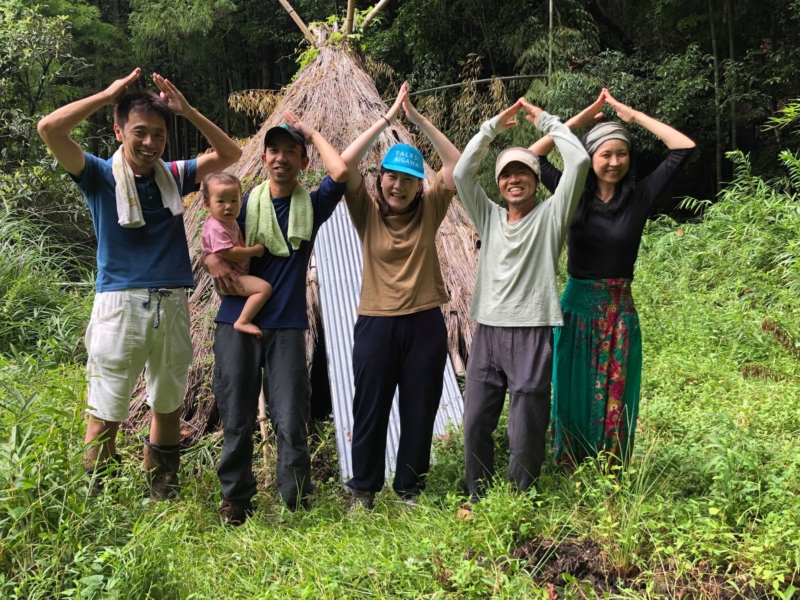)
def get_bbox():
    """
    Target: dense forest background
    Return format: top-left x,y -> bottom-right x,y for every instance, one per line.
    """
2,0 -> 800,257
3,3 -> 800,595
